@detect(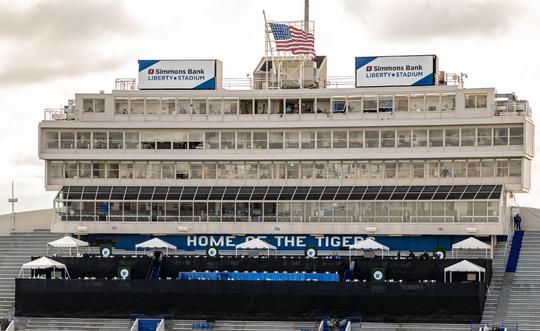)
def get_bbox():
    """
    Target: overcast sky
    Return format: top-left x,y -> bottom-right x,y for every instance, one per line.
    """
0,0 -> 538,214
